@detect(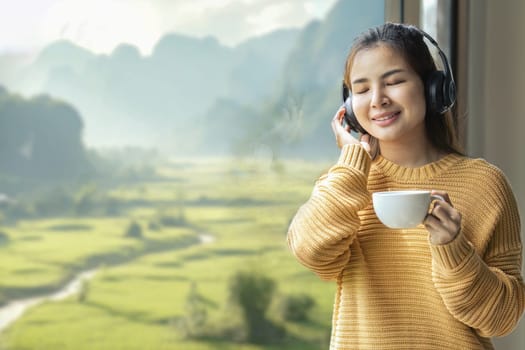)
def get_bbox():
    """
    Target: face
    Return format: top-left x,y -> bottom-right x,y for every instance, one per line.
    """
349,44 -> 427,146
